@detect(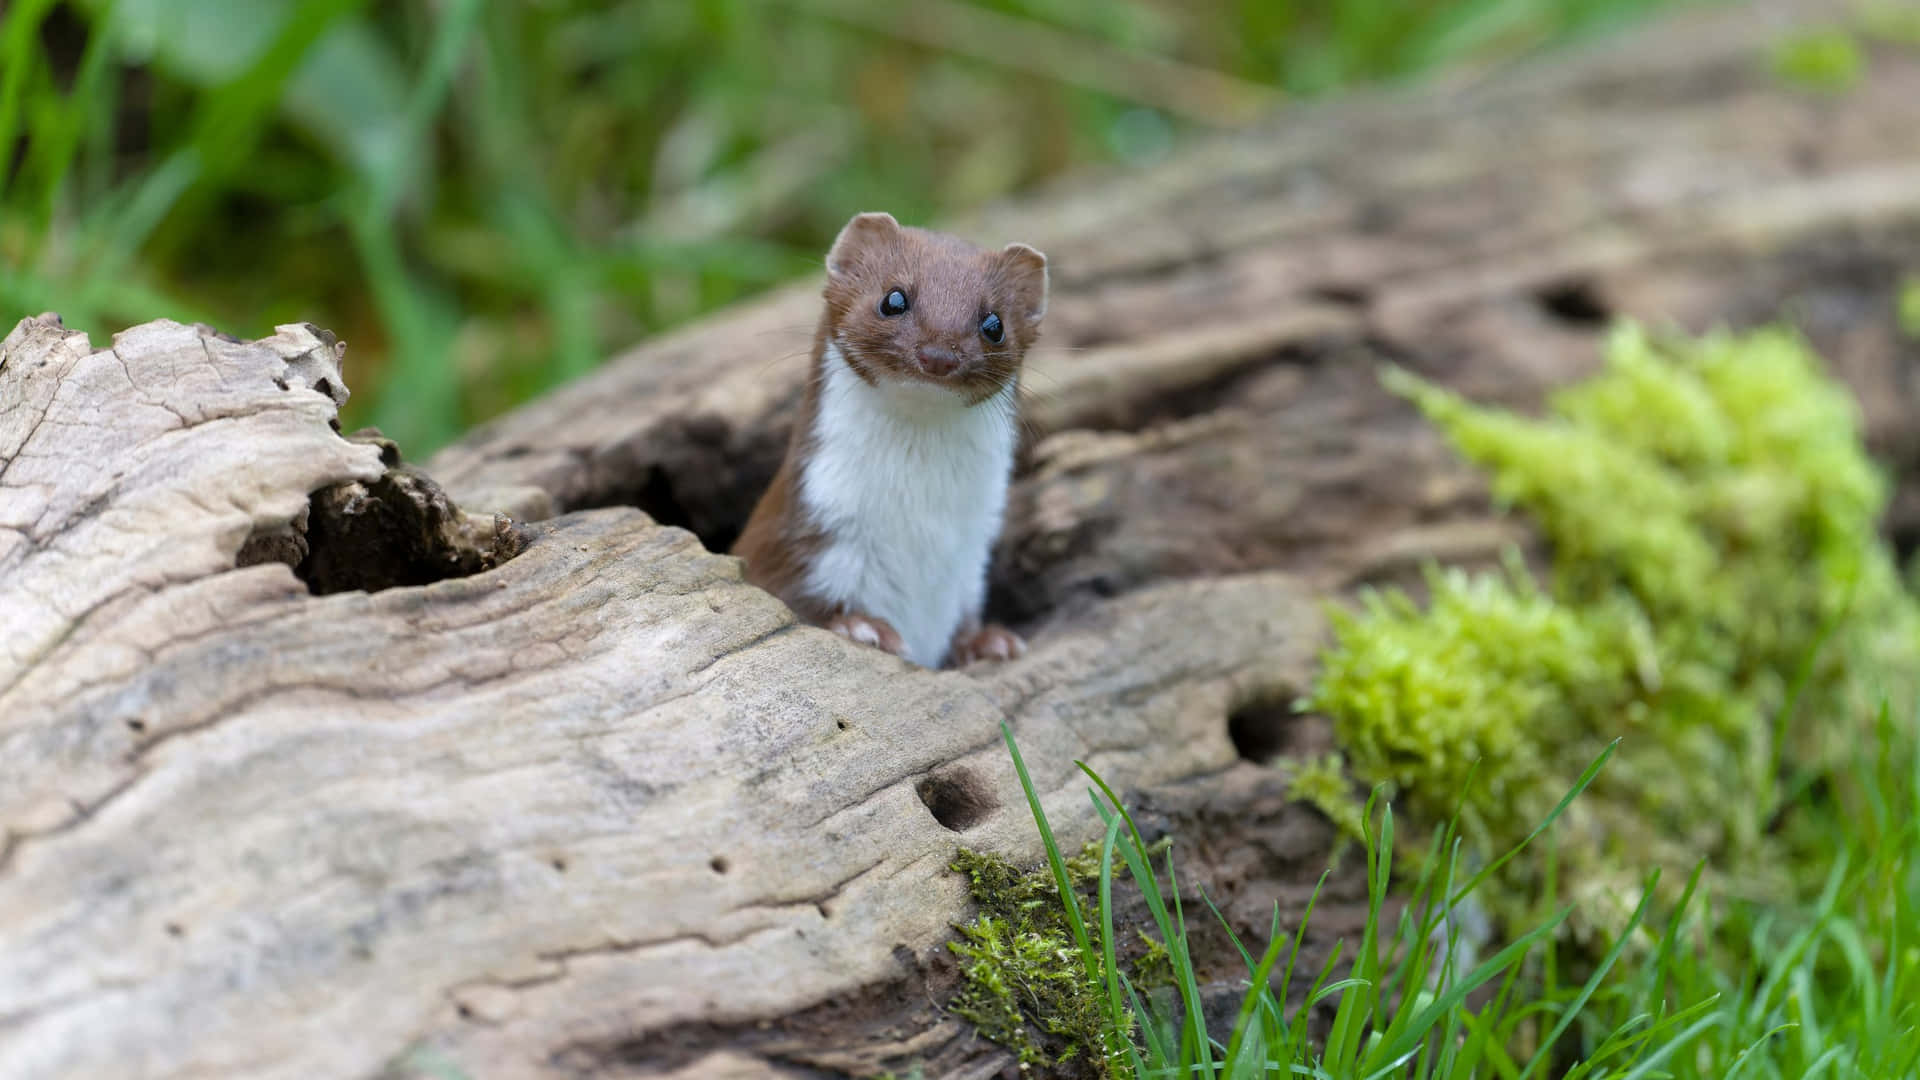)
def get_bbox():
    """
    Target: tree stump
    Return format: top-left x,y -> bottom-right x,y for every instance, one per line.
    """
4,0 -> 1918,1076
